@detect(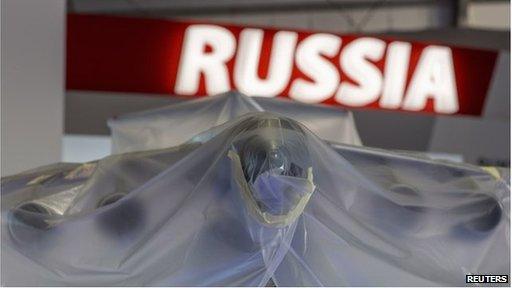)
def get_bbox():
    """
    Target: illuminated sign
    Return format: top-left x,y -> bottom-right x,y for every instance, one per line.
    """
67,14 -> 498,116
175,26 -> 459,113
